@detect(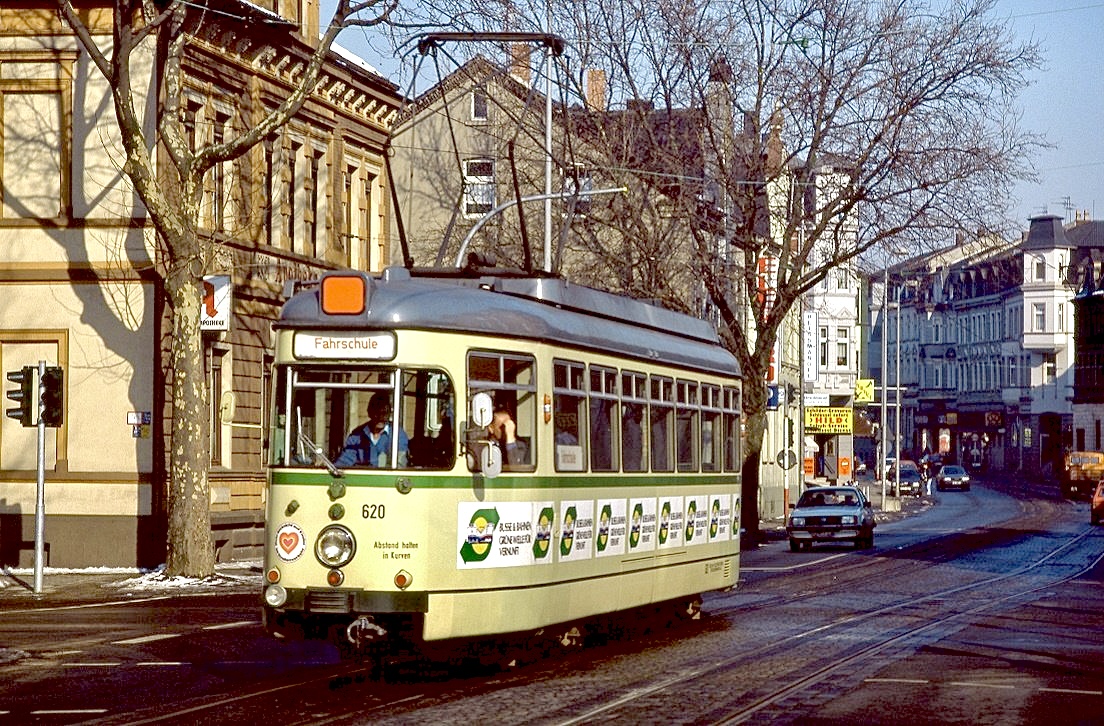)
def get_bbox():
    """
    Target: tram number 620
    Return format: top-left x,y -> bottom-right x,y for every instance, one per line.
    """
362,503 -> 386,519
